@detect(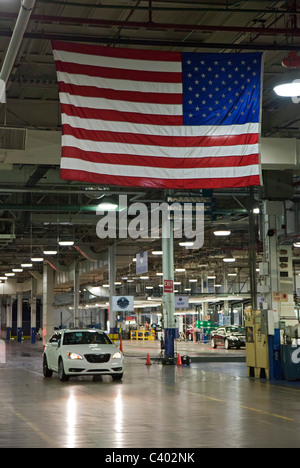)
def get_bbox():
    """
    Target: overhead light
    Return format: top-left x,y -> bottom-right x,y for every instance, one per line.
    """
140,276 -> 149,280
253,207 -> 260,214
179,241 -> 194,247
293,242 -> 300,248
274,81 -> 300,97
156,272 -> 163,276
228,273 -> 237,277
31,256 -> 44,262
175,268 -> 186,272
274,53 -> 300,97
189,279 -> 197,282
223,253 -> 236,263
97,197 -> 118,211
207,275 -> 216,279
12,268 -> 23,273
213,225 -> 231,236
152,251 -> 163,255
21,263 -> 33,268
58,240 -> 74,246
43,248 -> 57,255
0,276 -> 7,280
5,272 -> 15,277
